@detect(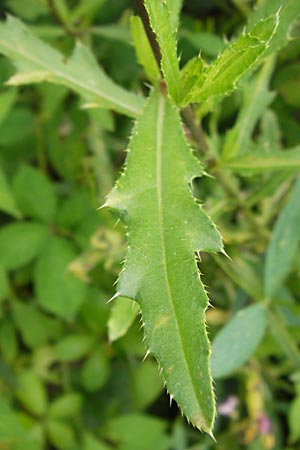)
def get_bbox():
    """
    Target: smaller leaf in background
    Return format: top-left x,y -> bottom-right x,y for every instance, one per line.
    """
273,62 -> 300,107
181,14 -> 278,111
103,414 -> 171,450
15,429 -> 45,450
79,288 -> 110,336
13,301 -> 62,349
0,165 -> 21,218
0,88 -> 17,125
247,0 -> 300,55
144,0 -> 180,102
212,253 -> 264,301
264,178 -> 300,298
16,370 -> 48,417
0,394 -> 27,442
133,360 -> 163,410
258,109 -> 282,151
179,56 -> 205,105
53,334 -> 94,362
13,164 -> 57,223
48,393 -> 82,420
56,191 -> 96,230
5,0 -> 48,20
288,392 -> 300,443
108,297 -> 139,342
47,109 -> 87,182
0,222 -> 48,270
80,346 -> 110,392
83,433 -> 111,450
130,16 -> 160,84
0,319 -> 18,363
0,106 -> 34,145
87,107 -> 114,133
46,420 -> 77,450
223,146 -> 300,174
211,304 -> 267,378
223,56 -> 276,160
39,84 -> 68,120
0,266 -> 8,304
0,17 -> 145,117
34,237 -> 87,319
